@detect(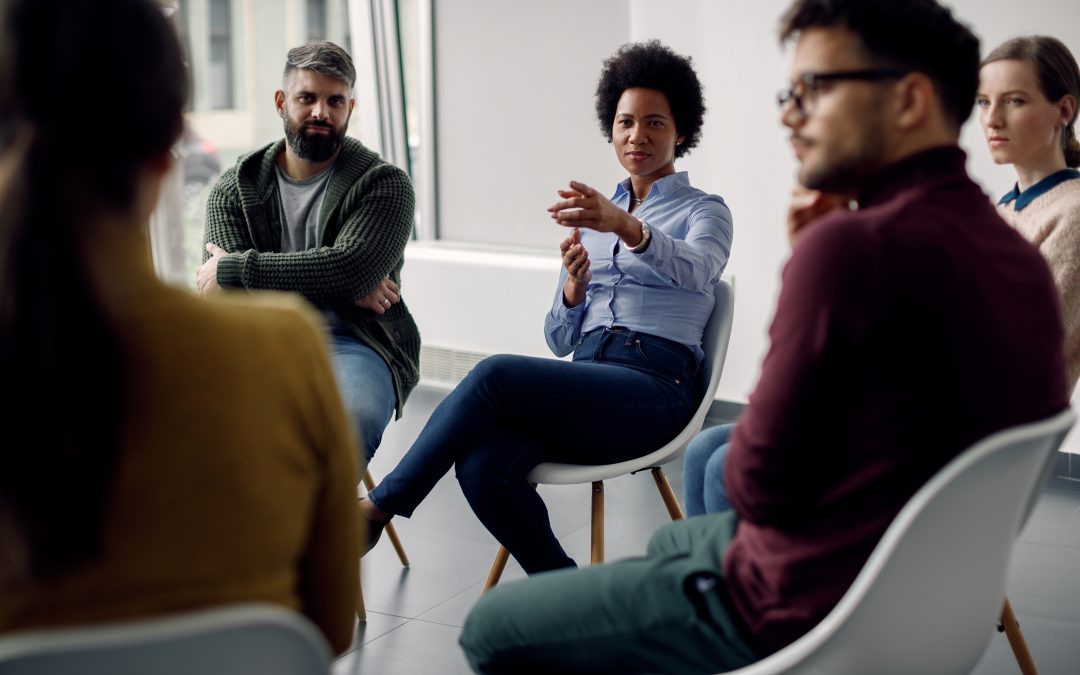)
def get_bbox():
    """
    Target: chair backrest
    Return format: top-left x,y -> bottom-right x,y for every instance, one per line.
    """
529,276 -> 735,484
0,603 -> 332,675
727,408 -> 1075,675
